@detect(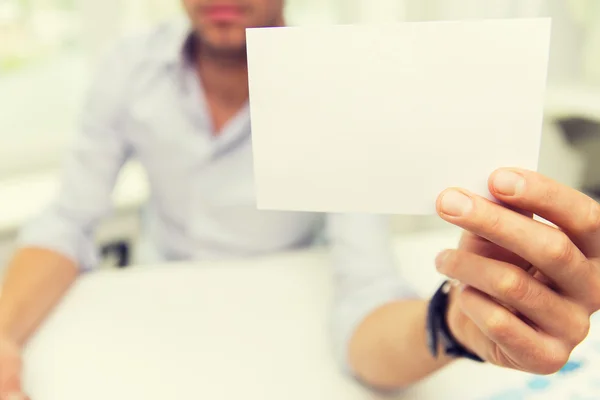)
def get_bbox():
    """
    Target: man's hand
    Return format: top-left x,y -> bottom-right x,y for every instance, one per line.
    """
434,168 -> 600,374
0,336 -> 28,400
